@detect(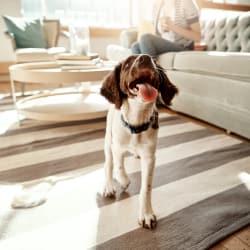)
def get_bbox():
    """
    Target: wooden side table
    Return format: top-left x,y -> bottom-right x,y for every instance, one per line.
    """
9,62 -> 113,121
